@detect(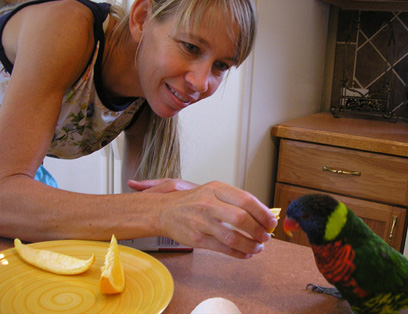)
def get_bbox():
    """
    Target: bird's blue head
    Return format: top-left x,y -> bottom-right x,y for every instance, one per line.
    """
283,194 -> 345,245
